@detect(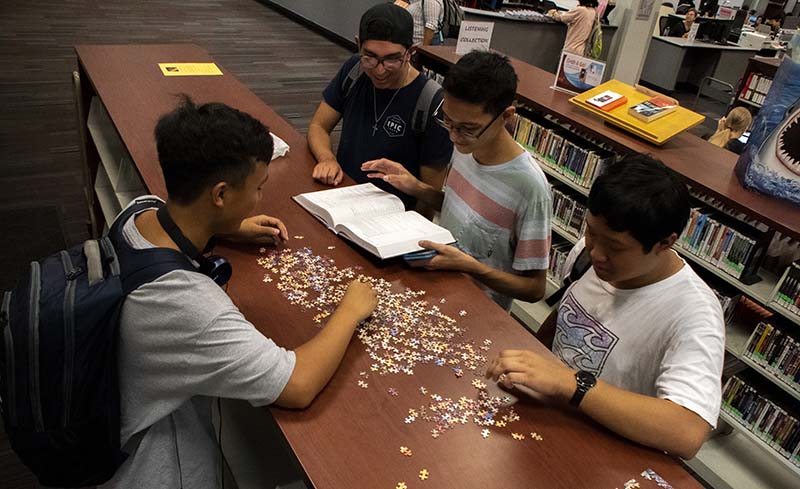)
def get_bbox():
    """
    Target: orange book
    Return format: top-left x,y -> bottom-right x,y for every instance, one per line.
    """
585,90 -> 628,112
